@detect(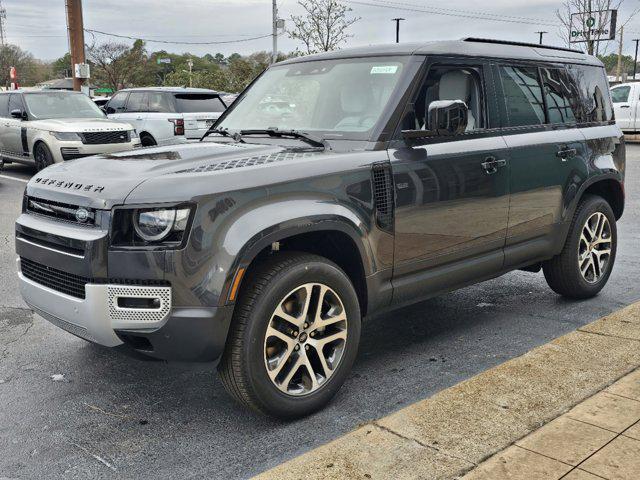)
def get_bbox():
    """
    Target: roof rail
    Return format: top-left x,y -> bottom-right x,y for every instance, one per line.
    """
463,37 -> 584,54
